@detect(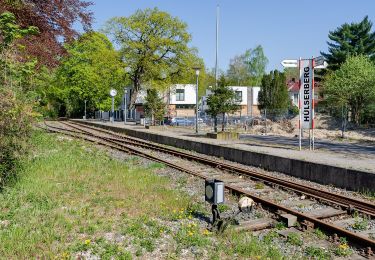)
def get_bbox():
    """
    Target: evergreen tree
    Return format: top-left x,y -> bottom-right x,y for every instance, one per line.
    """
321,16 -> 375,70
144,89 -> 166,125
258,70 -> 289,117
206,76 -> 240,132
